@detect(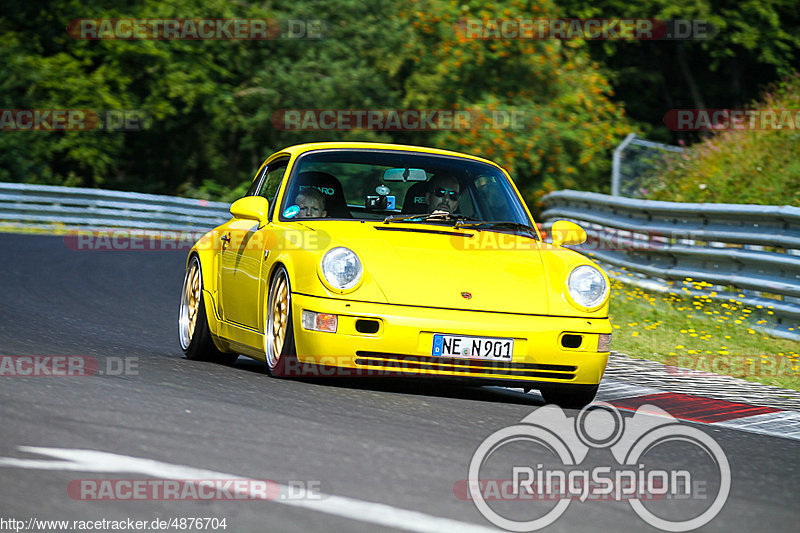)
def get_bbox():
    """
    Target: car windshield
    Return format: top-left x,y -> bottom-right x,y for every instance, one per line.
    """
279,149 -> 534,231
